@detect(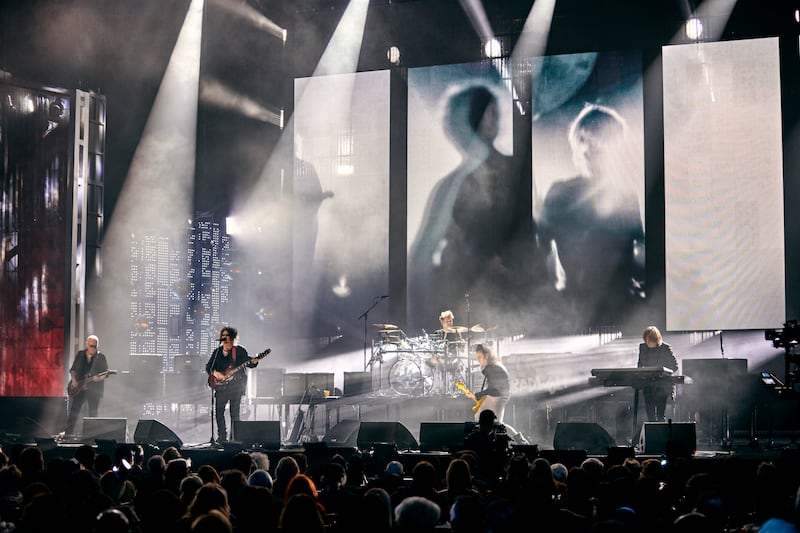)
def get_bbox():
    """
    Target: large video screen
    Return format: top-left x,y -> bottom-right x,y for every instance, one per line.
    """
0,83 -> 72,396
292,71 -> 392,340
406,63 -> 521,332
663,37 -> 785,330
530,50 -> 645,331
